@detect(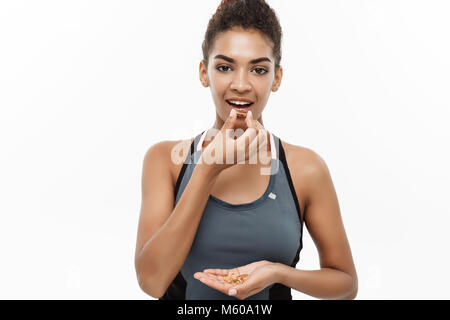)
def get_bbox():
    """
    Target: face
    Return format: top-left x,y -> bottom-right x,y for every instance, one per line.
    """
199,26 -> 283,130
